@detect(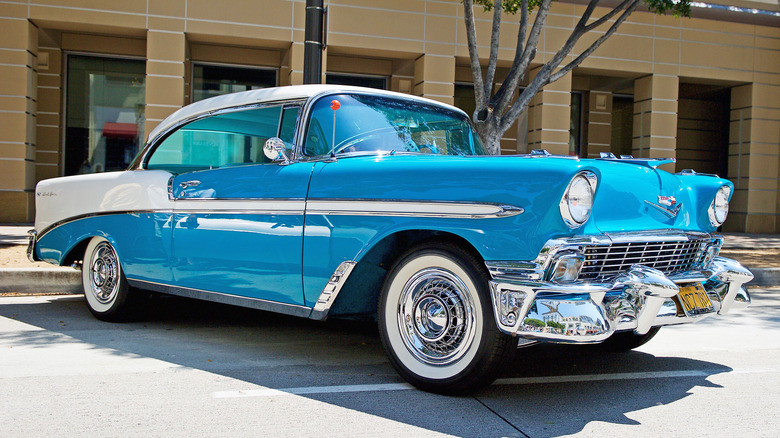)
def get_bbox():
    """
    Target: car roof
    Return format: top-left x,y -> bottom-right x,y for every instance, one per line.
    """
145,84 -> 468,144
